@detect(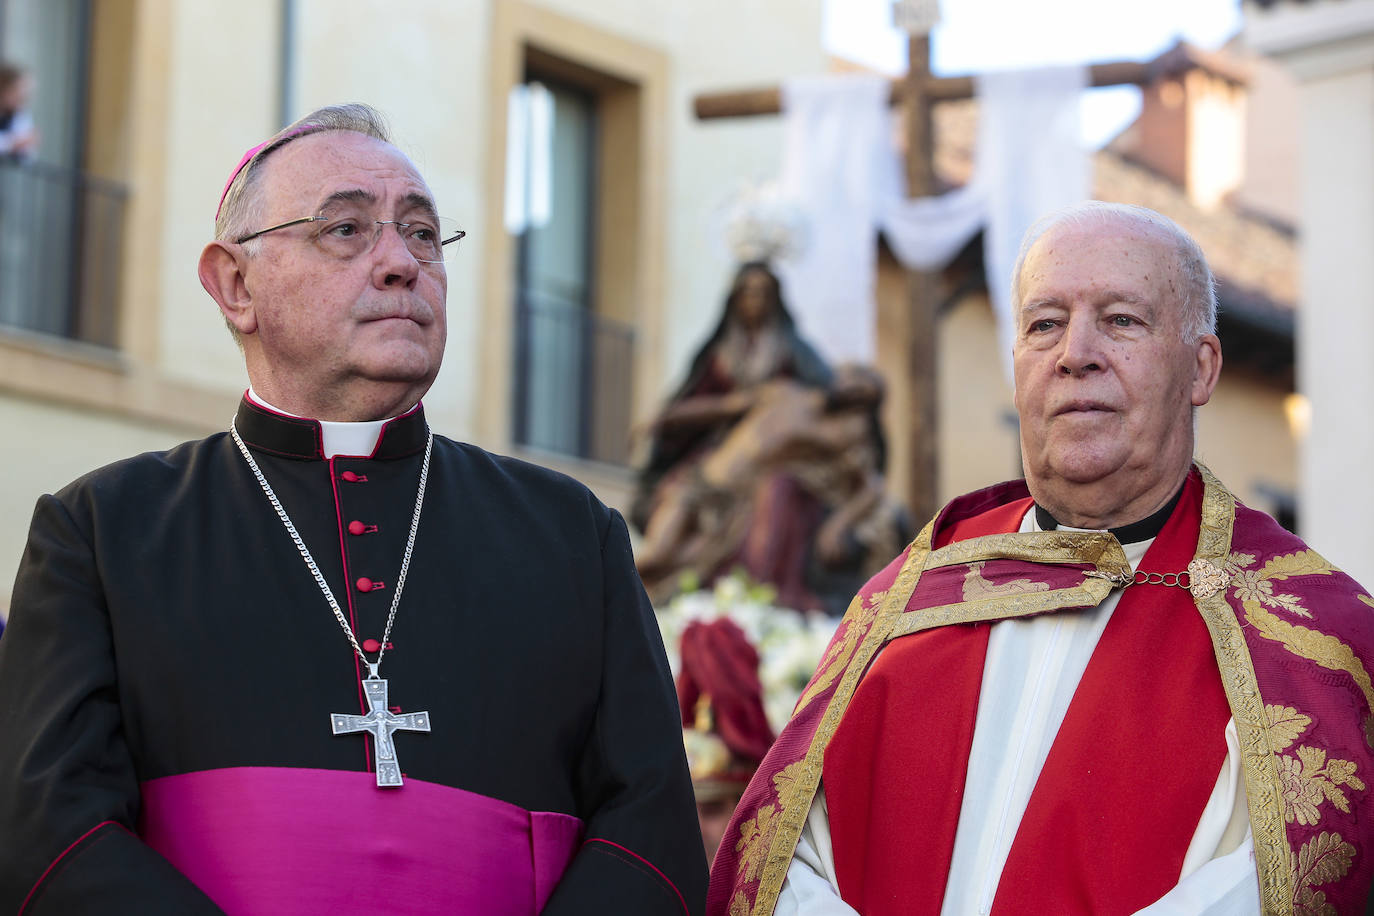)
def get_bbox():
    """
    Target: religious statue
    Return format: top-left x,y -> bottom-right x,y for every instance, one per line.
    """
633,262 -> 910,612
